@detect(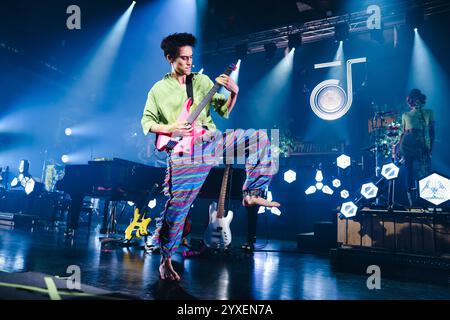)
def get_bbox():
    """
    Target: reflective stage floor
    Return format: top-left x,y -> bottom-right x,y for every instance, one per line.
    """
0,226 -> 449,300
